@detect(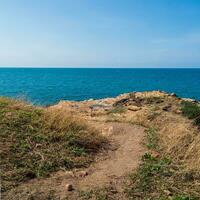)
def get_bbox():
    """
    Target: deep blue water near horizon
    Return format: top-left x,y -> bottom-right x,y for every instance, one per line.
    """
0,68 -> 200,105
